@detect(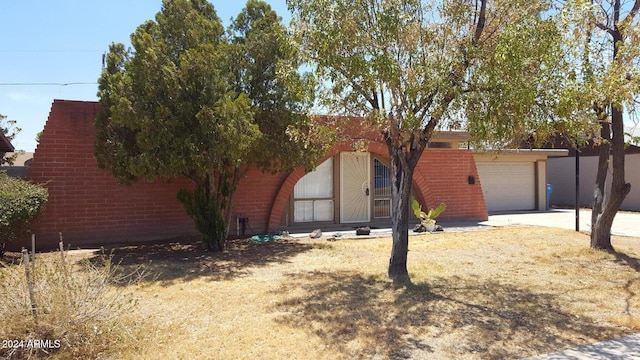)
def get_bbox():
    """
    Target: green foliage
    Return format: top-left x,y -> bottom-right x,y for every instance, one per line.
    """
1,114 -> 20,166
95,0 -> 334,250
556,0 -> 640,249
177,185 -> 226,251
226,0 -> 331,173
411,197 -> 424,221
288,0 -> 563,140
411,197 -> 445,225
558,0 -> 640,126
0,171 -> 48,254
427,203 -> 446,221
95,0 -> 248,183
289,0 -> 561,279
464,13 -> 596,148
95,0 -> 330,183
